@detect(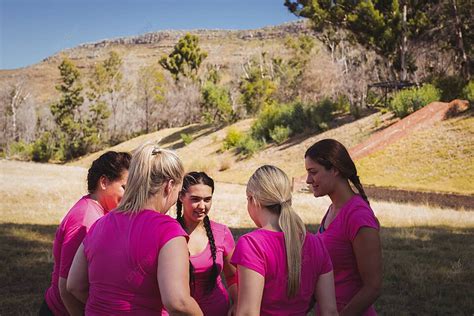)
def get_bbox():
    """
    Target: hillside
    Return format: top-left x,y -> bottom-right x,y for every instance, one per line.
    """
0,21 -> 314,106
71,108 -> 474,195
